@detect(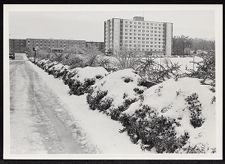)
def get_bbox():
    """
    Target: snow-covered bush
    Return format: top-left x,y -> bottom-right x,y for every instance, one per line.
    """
68,67 -> 108,96
36,59 -> 50,69
120,77 -> 216,153
43,61 -> 58,73
87,69 -> 155,120
48,63 -> 70,78
62,68 -> 79,85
